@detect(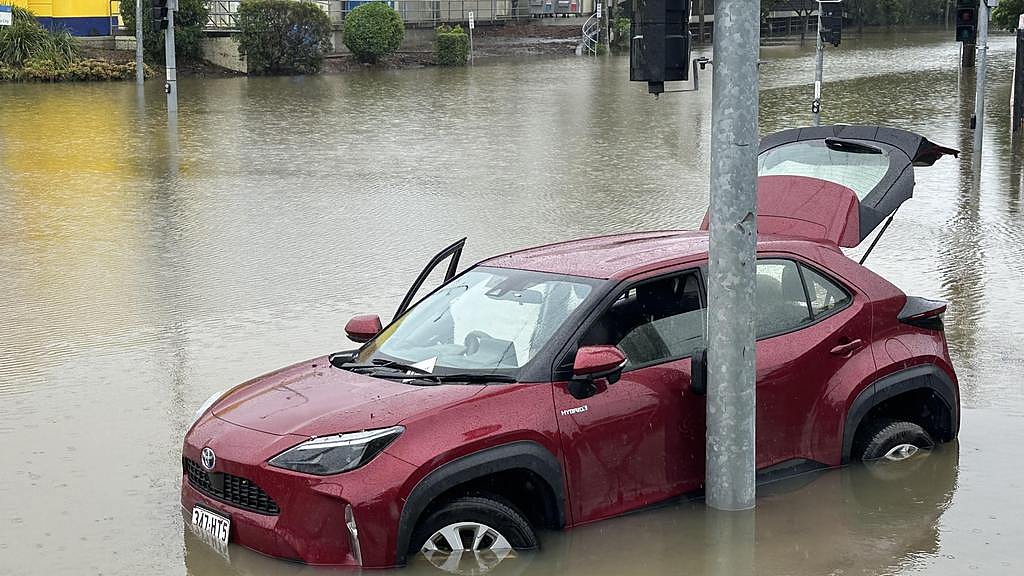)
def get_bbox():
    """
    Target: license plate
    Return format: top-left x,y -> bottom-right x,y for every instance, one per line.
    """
192,505 -> 230,548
